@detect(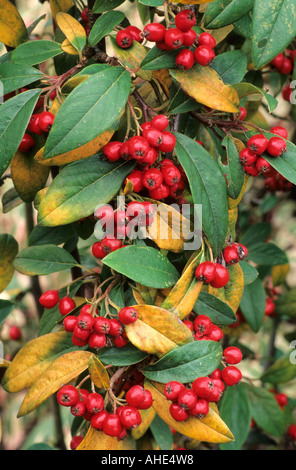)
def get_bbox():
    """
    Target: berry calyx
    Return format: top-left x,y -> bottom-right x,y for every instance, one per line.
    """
247,134 -> 269,154
177,389 -> 198,411
116,29 -> 133,49
57,385 -> 79,407
164,28 -> 184,49
195,261 -> 216,283
169,402 -> 189,422
85,392 -> 104,414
